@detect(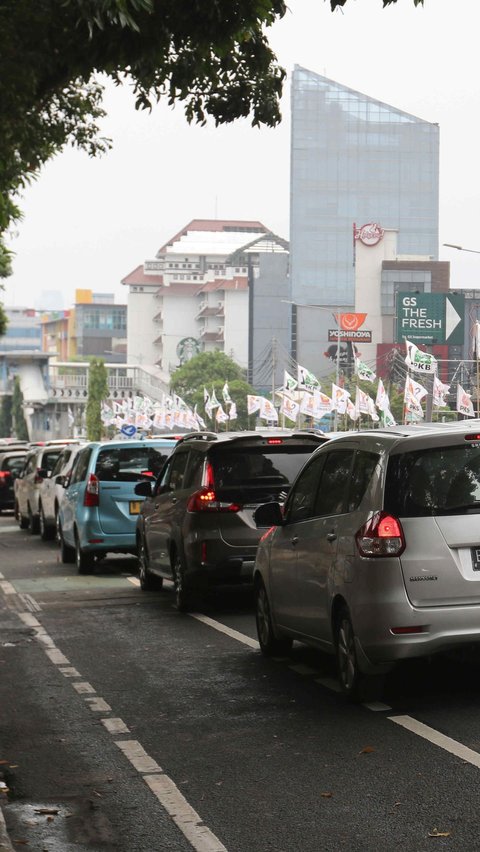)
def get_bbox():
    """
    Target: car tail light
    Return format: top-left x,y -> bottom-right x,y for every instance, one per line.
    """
83,473 -> 100,507
187,487 -> 241,513
267,438 -> 283,445
0,470 -> 11,487
356,511 -> 405,557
